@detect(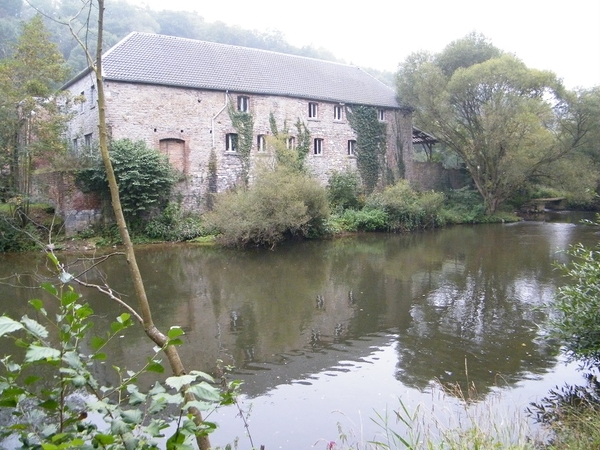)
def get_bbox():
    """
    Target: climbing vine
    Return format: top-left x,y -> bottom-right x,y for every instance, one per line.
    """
228,103 -> 254,185
266,113 -> 311,172
295,119 -> 311,169
347,105 -> 387,194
